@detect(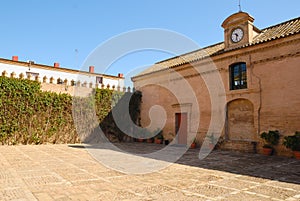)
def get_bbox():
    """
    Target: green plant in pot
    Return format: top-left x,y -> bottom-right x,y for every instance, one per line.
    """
206,133 -> 218,149
260,130 -> 280,156
283,131 -> 300,159
154,129 -> 164,144
143,128 -> 154,143
215,136 -> 225,150
146,137 -> 154,143
135,128 -> 149,142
